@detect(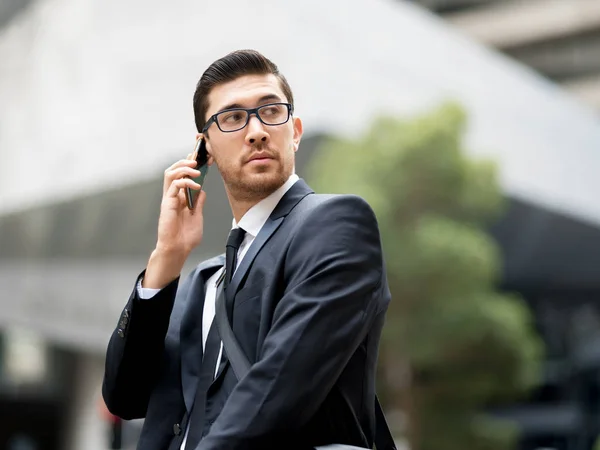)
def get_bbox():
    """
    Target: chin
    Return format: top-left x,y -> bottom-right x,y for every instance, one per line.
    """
248,171 -> 286,192
233,170 -> 288,199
